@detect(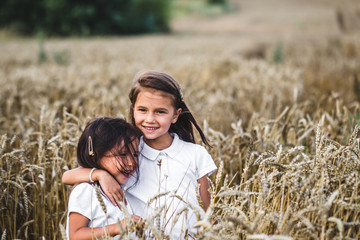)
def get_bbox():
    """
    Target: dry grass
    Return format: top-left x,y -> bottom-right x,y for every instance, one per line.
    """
1,13 -> 360,239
